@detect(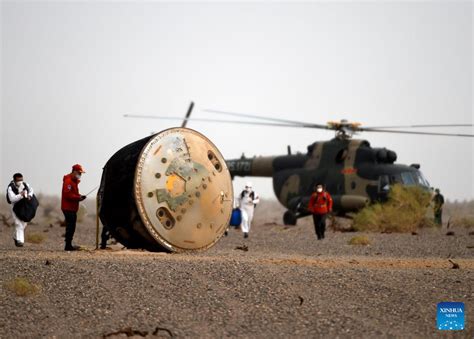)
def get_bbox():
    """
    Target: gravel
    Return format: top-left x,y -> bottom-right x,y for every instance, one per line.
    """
0,205 -> 473,338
